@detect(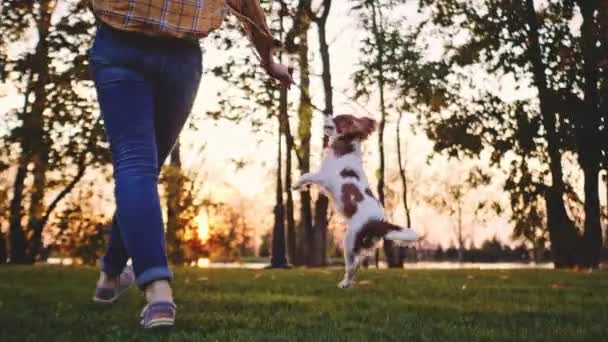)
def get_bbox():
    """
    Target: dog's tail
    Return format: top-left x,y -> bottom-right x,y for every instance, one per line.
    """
384,222 -> 418,242
354,220 -> 418,253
